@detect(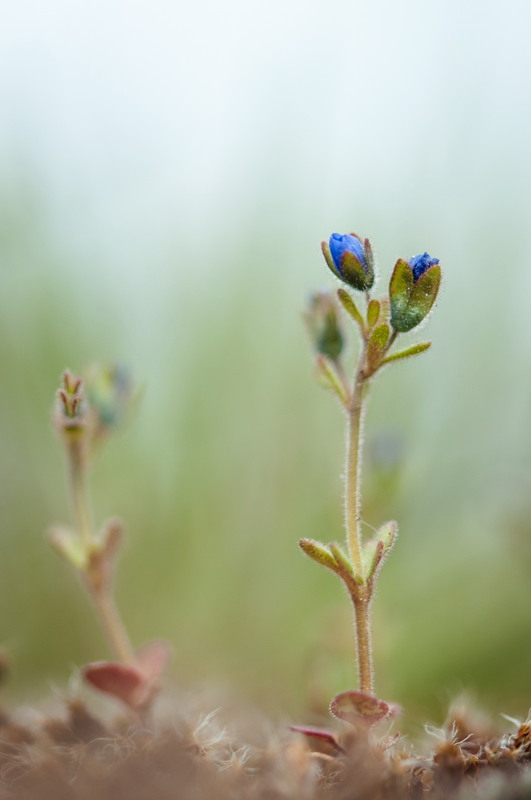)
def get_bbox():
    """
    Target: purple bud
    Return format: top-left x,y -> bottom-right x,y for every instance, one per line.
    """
407,252 -> 439,282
